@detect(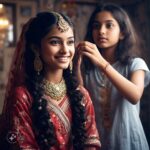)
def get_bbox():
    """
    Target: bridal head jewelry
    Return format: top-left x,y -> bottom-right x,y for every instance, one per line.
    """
42,78 -> 67,101
52,12 -> 69,32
